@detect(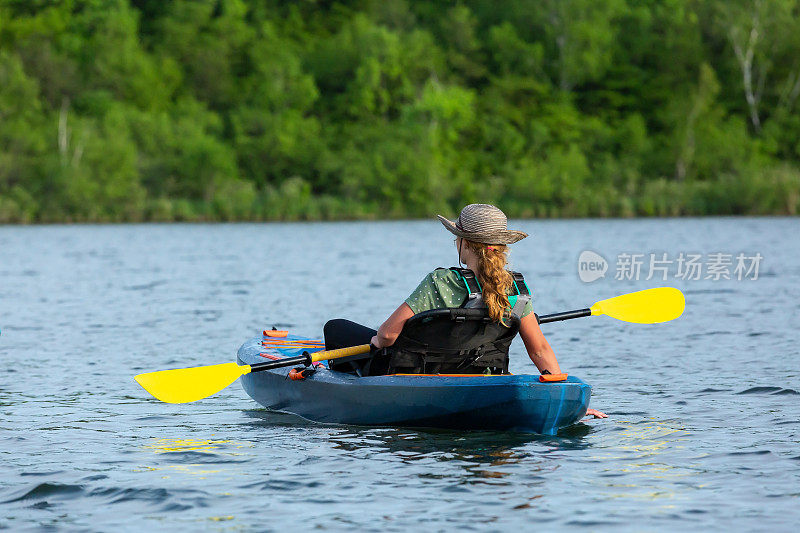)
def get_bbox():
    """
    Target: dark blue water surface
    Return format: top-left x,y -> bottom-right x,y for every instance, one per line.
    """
1,218 -> 799,531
